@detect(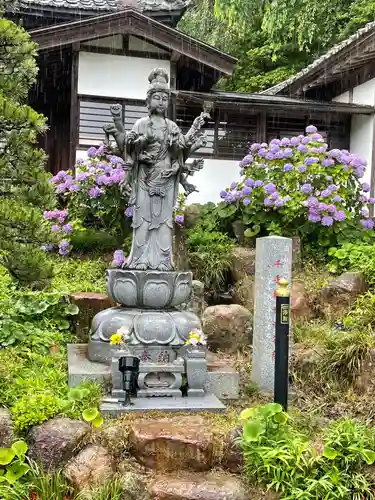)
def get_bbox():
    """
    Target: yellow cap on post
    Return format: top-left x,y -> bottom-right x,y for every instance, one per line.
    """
276,279 -> 290,298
